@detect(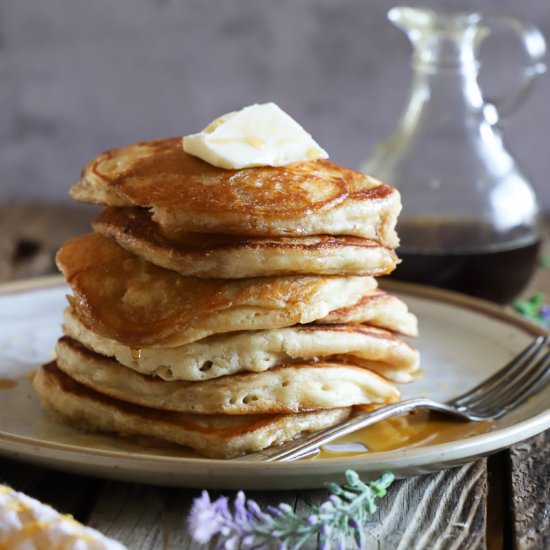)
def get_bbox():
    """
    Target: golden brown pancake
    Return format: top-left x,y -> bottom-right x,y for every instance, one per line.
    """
56,233 -> 378,347
93,207 -> 399,278
55,337 -> 400,414
63,308 -> 420,383
70,138 -> 401,245
33,363 -> 352,459
316,289 -> 418,337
